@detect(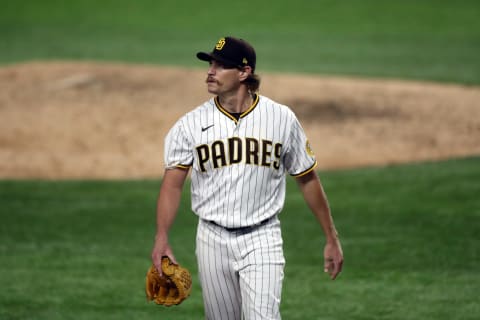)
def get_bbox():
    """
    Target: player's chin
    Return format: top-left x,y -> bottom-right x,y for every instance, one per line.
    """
206,84 -> 219,94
